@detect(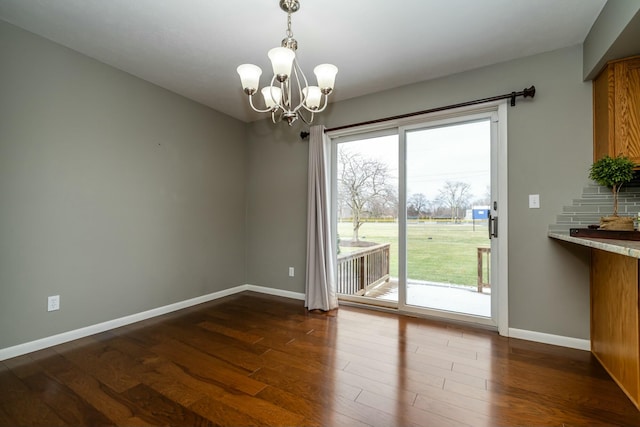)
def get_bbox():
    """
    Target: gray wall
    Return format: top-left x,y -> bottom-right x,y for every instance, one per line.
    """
0,21 -> 247,349
246,45 -> 594,339
245,124 -> 310,292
